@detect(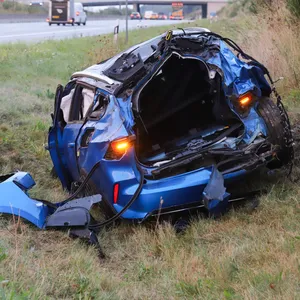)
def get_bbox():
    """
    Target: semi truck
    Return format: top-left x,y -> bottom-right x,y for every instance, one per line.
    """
170,2 -> 184,20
